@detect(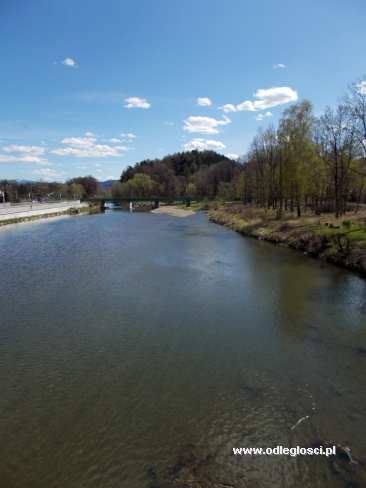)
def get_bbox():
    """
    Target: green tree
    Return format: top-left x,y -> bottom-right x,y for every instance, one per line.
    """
67,176 -> 98,197
278,100 -> 315,217
67,182 -> 85,200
